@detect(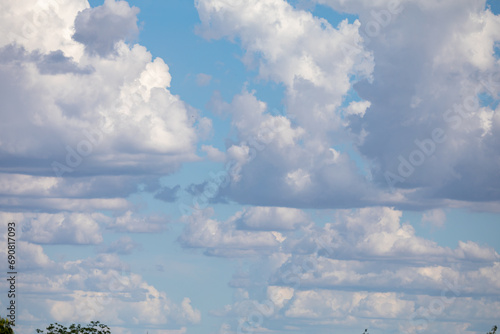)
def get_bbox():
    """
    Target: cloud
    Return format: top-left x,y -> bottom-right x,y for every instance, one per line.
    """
0,44 -> 94,75
325,0 -> 500,204
185,206 -> 499,332
201,145 -> 226,162
198,89 -> 387,208
6,251 -> 201,332
105,211 -> 170,233
0,211 -> 105,245
98,236 -> 141,255
154,185 -> 181,202
0,0 -> 212,250
196,0 -> 373,134
72,0 -> 140,57
235,206 -> 310,231
178,208 -> 284,257
196,73 -> 212,86
194,1 -> 390,208
195,0 -> 500,210
0,0 -> 205,181
422,209 -> 446,227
